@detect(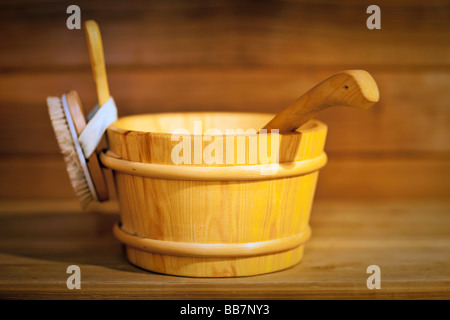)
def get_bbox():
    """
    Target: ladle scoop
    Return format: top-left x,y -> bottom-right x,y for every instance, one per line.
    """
263,70 -> 379,133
